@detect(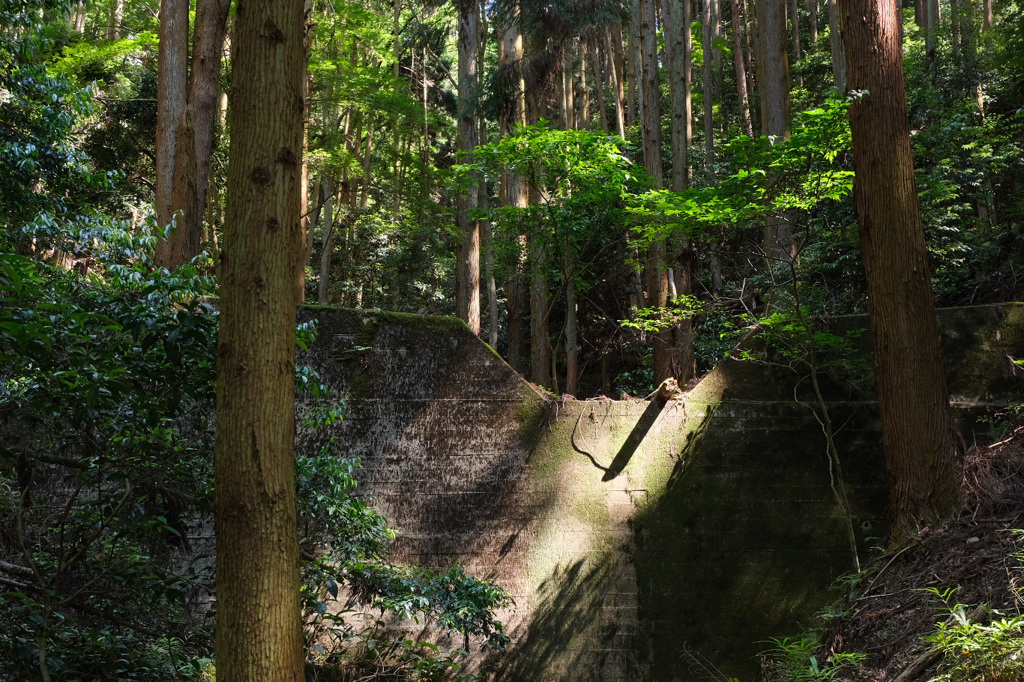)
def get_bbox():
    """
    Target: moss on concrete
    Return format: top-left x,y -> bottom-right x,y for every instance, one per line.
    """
297,302 -> 1024,682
